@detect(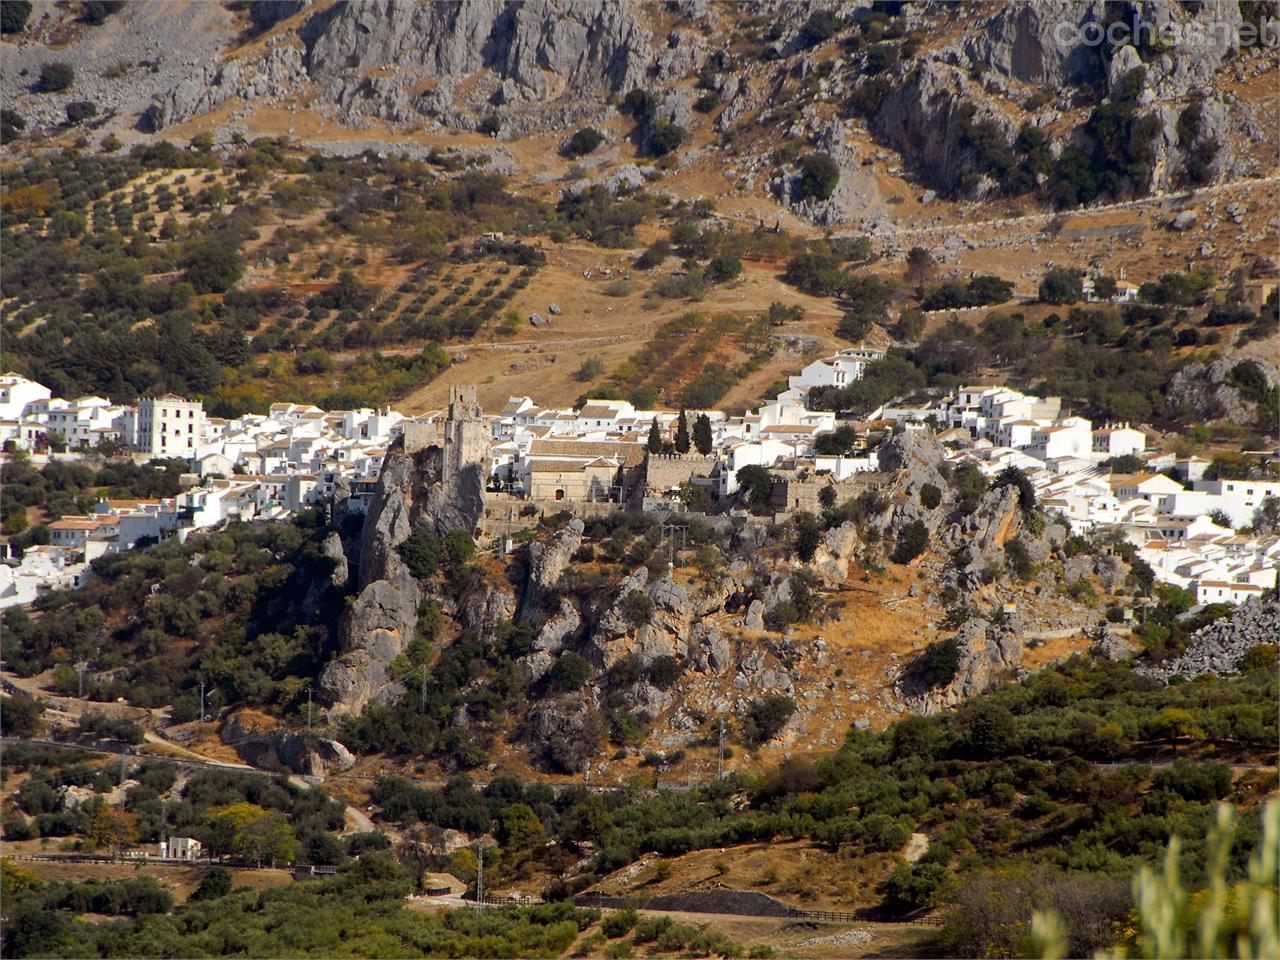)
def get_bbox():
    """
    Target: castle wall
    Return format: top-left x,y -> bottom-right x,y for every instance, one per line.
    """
644,454 -> 719,494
